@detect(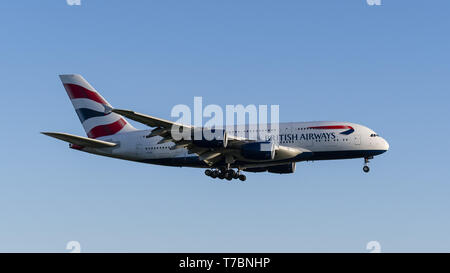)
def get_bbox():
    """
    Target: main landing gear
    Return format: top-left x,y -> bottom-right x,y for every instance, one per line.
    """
205,169 -> 246,181
363,157 -> 372,173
